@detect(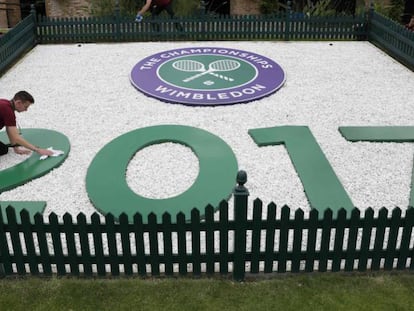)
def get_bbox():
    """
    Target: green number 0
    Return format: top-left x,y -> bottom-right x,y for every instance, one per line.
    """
86,125 -> 238,221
